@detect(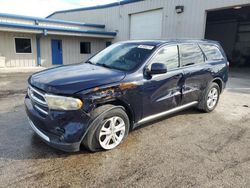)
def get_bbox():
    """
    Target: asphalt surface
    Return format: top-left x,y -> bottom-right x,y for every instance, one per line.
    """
0,68 -> 250,187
